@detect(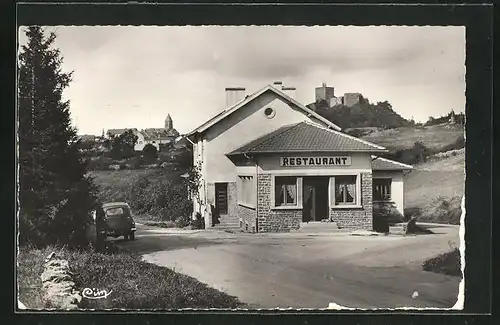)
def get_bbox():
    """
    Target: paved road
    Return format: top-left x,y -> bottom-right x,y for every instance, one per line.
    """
118,223 -> 462,309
